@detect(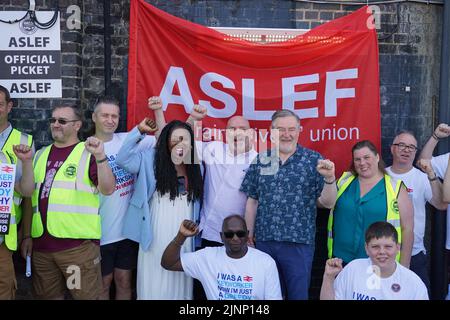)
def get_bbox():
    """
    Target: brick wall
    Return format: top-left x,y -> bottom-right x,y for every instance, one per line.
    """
0,0 -> 445,299
1,0 -> 443,153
